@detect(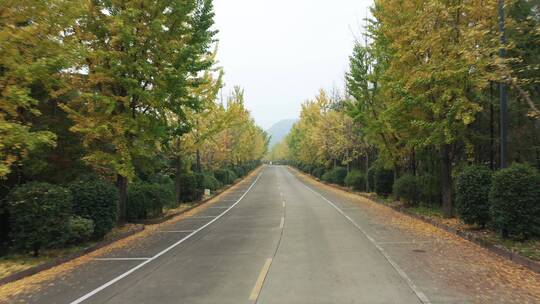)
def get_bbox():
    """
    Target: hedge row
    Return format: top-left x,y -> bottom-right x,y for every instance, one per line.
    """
0,162 -> 260,256
393,163 -> 540,240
